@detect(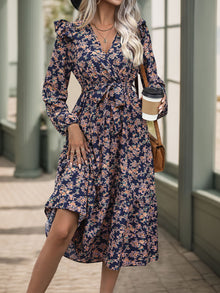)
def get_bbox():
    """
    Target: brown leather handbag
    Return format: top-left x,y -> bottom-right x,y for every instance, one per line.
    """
135,64 -> 165,173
